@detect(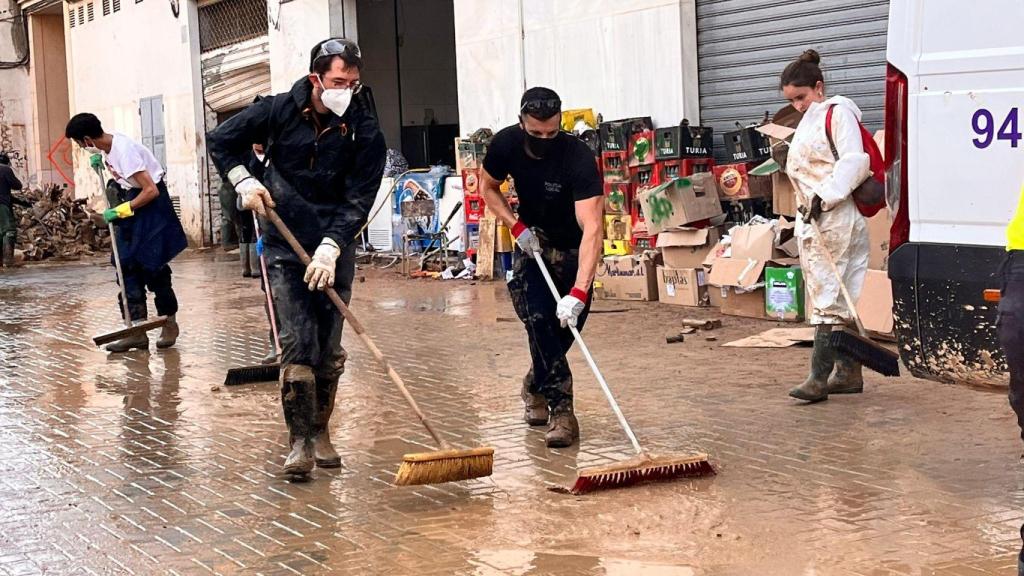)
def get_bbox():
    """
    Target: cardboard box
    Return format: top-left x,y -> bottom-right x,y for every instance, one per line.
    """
603,182 -> 630,214
867,208 -> 890,271
708,284 -> 725,308
594,253 -> 659,301
721,287 -> 769,319
723,125 -> 771,163
637,173 -> 724,235
772,172 -> 797,217
601,151 -> 629,183
765,266 -> 805,322
659,226 -> 721,269
628,129 -> 655,167
604,214 -> 632,241
599,117 -> 654,152
856,269 -> 894,334
730,222 -> 776,262
654,122 -> 714,160
604,239 -> 632,256
657,267 -> 708,307
708,257 -> 765,291
714,163 -> 764,201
